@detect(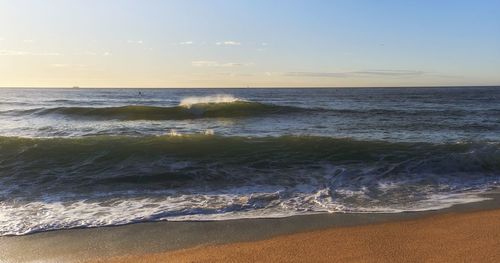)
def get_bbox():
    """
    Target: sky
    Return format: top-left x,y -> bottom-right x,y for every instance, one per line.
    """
0,0 -> 499,88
